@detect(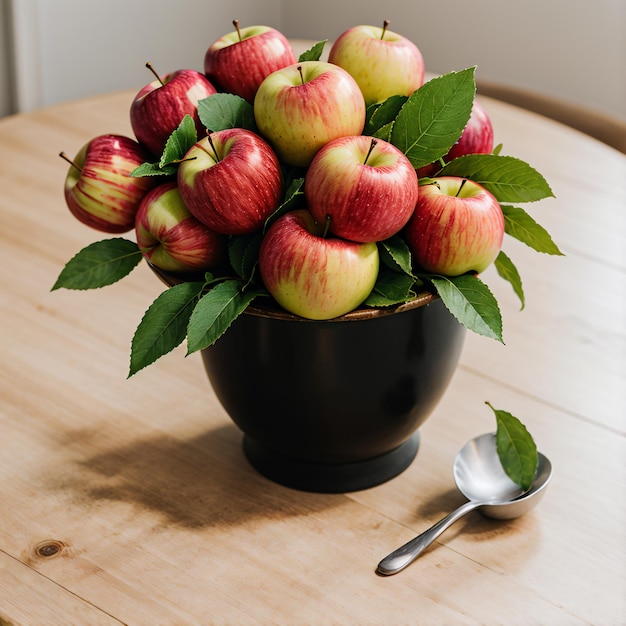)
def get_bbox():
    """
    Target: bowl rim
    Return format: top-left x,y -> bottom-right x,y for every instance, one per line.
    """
148,262 -> 438,323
